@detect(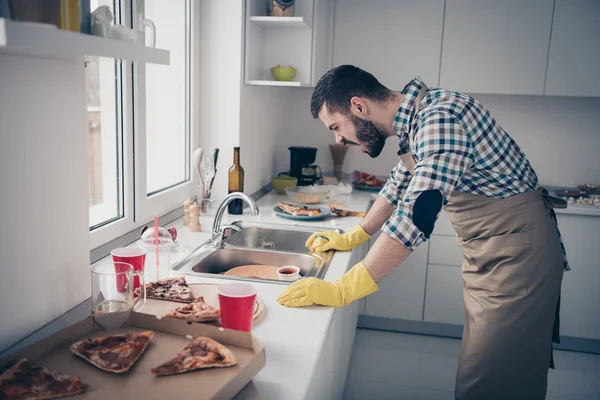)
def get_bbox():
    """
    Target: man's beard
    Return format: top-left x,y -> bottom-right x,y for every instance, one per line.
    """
349,115 -> 387,158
